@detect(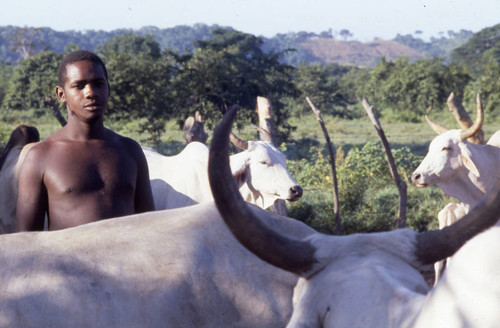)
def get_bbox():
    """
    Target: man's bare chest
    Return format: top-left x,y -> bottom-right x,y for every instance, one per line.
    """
43,146 -> 137,196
